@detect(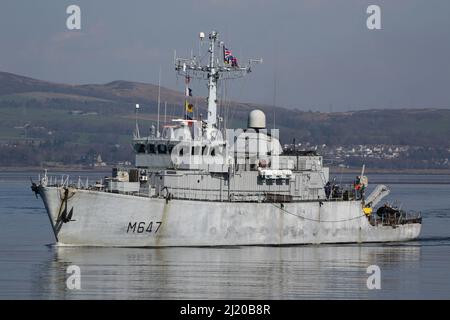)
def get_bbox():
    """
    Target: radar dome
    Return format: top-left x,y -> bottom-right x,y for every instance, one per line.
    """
248,109 -> 266,129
